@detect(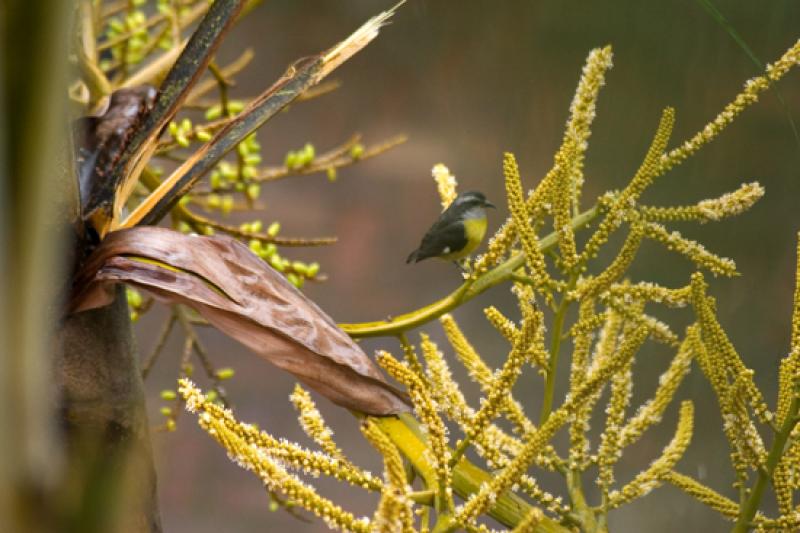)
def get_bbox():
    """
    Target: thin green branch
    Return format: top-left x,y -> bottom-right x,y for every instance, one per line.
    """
731,393 -> 800,532
175,305 -> 230,407
141,311 -> 176,379
566,470 -> 598,532
540,274 -> 578,424
340,206 -> 599,338
139,167 -> 336,249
